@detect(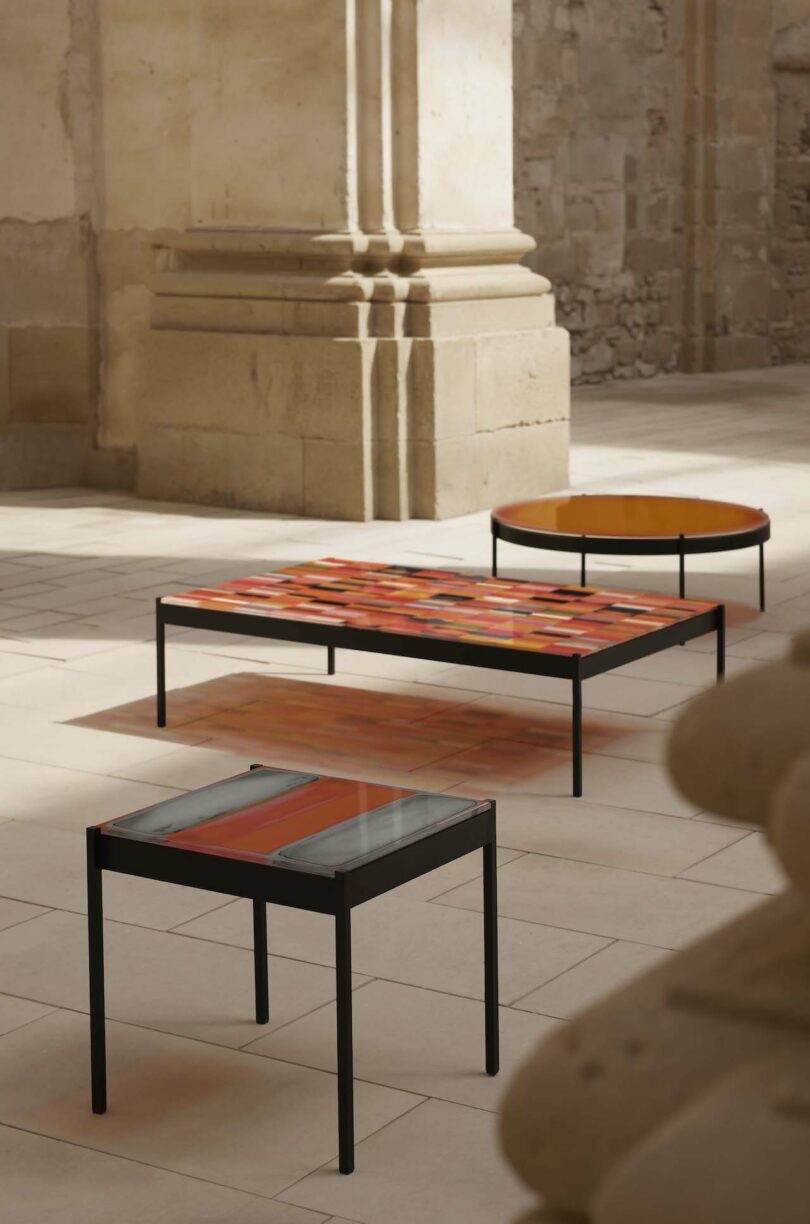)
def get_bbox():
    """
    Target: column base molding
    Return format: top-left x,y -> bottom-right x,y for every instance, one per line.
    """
135,226 -> 569,520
